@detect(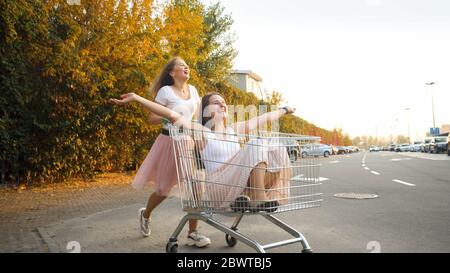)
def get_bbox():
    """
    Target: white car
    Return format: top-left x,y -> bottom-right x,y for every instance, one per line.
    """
409,141 -> 422,152
396,143 -> 411,152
